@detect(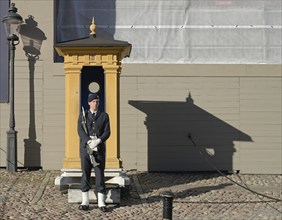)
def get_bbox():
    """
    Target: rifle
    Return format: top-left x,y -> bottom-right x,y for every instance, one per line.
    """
81,107 -> 99,167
